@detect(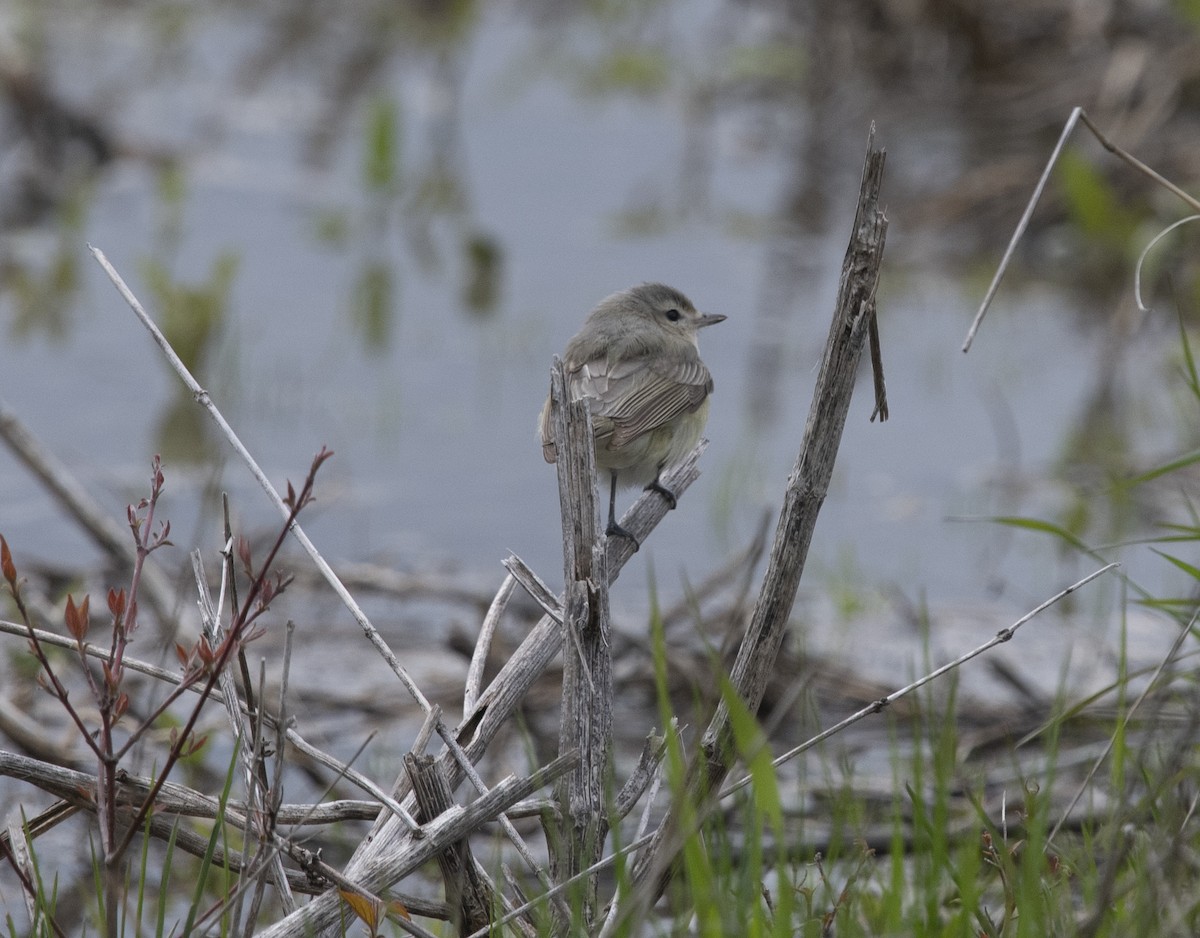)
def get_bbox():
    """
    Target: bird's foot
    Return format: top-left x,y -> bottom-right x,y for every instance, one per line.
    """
605,519 -> 640,552
645,479 -> 678,510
